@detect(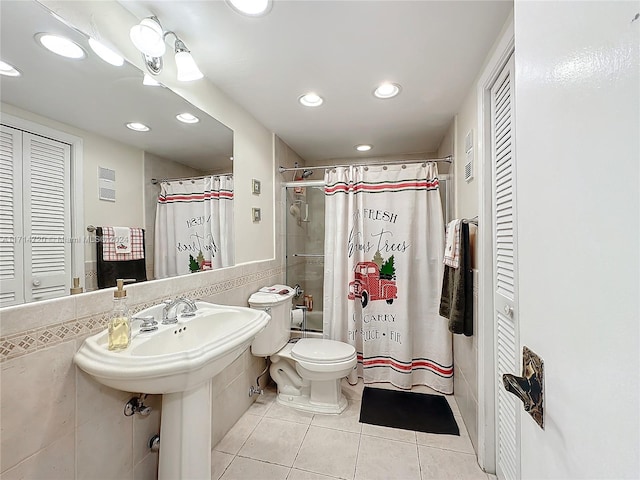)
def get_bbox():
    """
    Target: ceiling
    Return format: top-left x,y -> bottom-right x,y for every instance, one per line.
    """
0,0 -> 233,171
1,0 -> 513,167
118,0 -> 513,162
